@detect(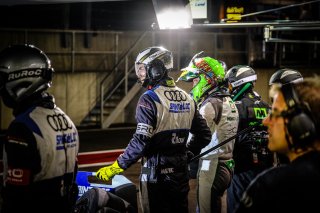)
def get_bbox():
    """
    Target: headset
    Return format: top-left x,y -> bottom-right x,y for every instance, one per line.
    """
280,84 -> 316,149
0,73 -> 5,92
146,59 -> 167,82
